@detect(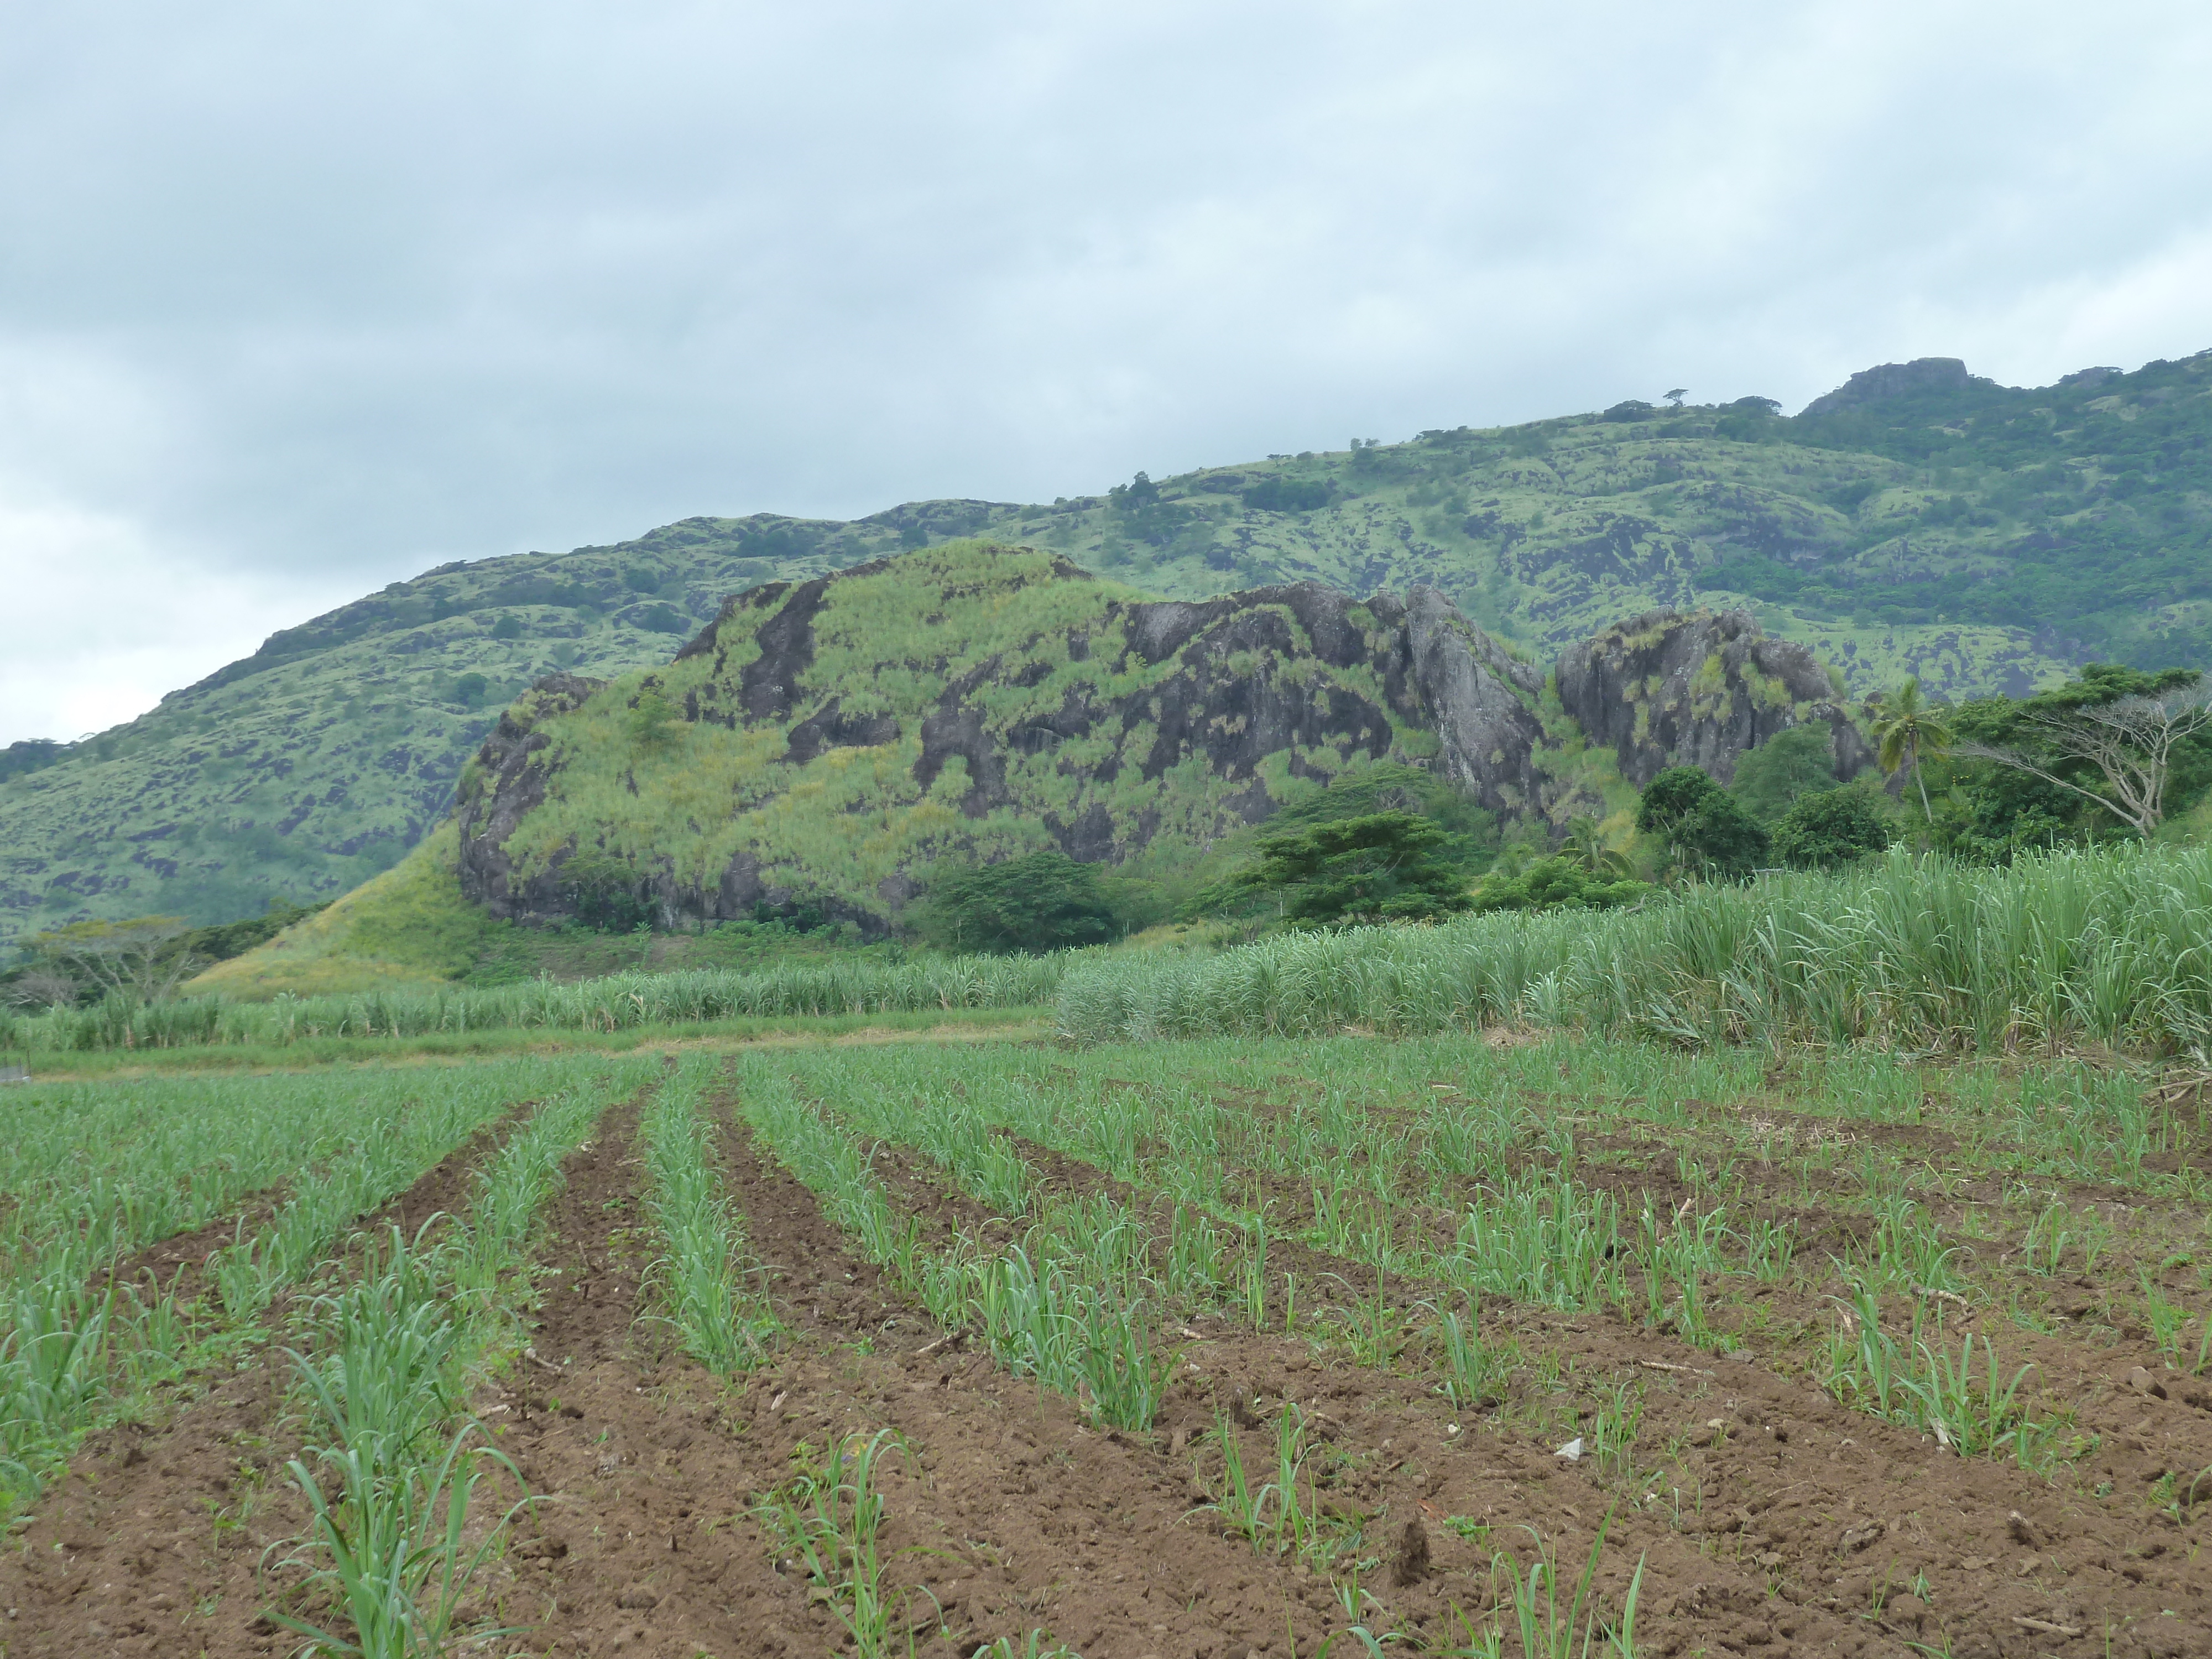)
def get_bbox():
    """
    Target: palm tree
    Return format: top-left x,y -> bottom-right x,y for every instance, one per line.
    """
1871,678 -> 1953,823
1558,816 -> 1632,879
